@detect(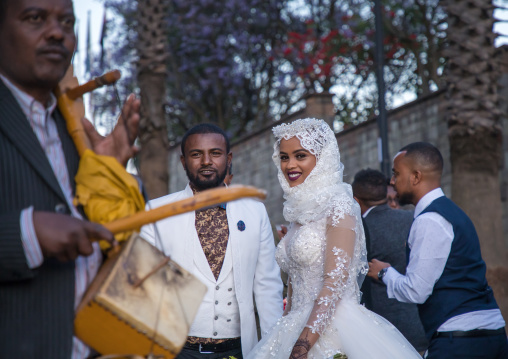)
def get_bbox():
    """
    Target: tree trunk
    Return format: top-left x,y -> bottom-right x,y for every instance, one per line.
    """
443,0 -> 508,325
136,0 -> 169,199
